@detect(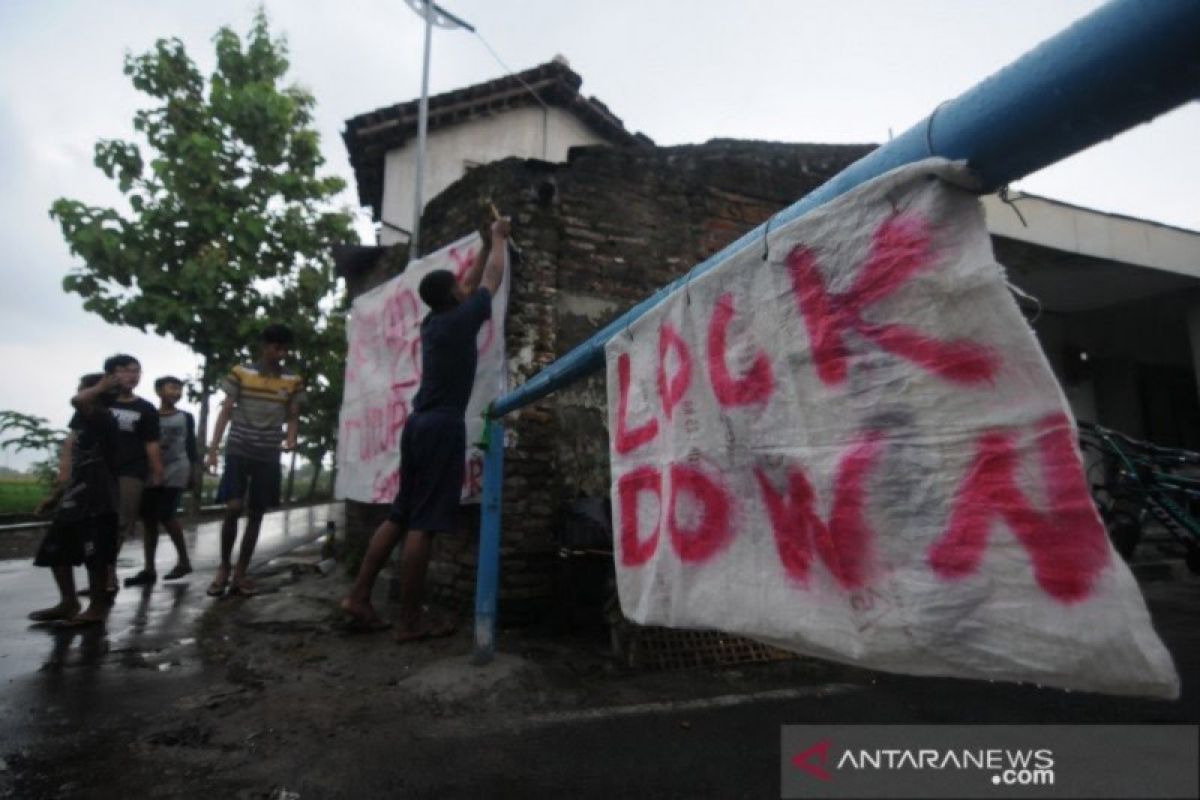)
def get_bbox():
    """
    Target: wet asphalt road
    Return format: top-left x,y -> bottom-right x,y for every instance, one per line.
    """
0,503 -> 342,757
0,508 -> 1196,797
